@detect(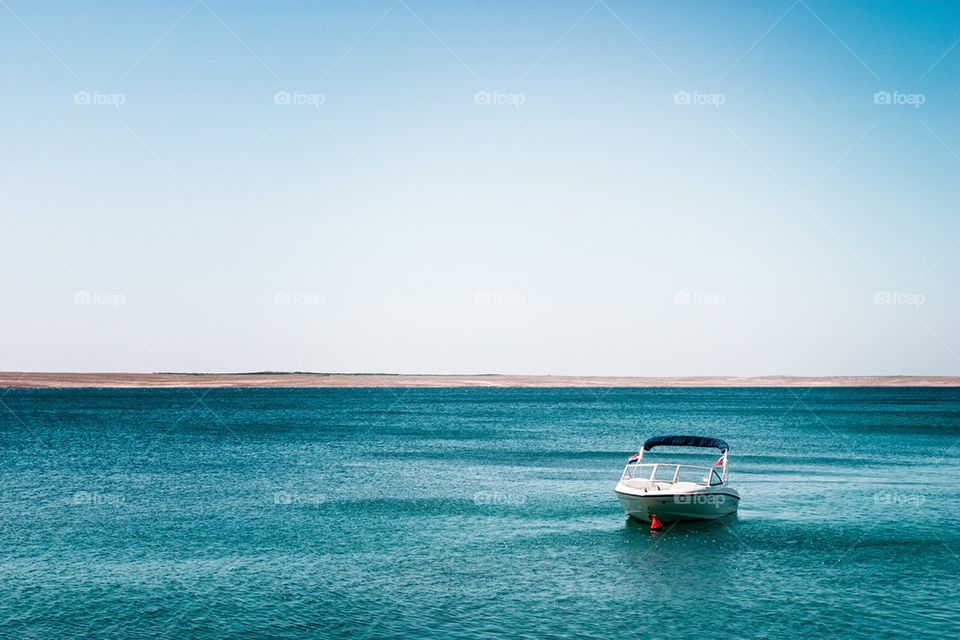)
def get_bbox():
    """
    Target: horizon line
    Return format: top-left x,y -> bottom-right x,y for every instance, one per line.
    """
2,372 -> 959,389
